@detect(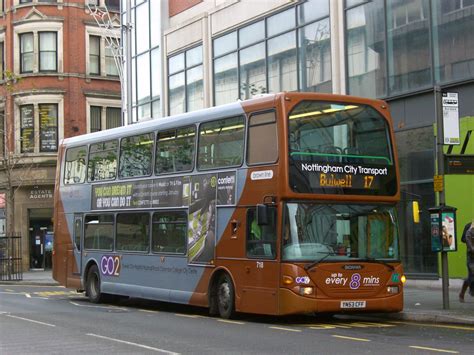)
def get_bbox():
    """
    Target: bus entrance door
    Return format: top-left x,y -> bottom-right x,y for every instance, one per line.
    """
240,207 -> 279,315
